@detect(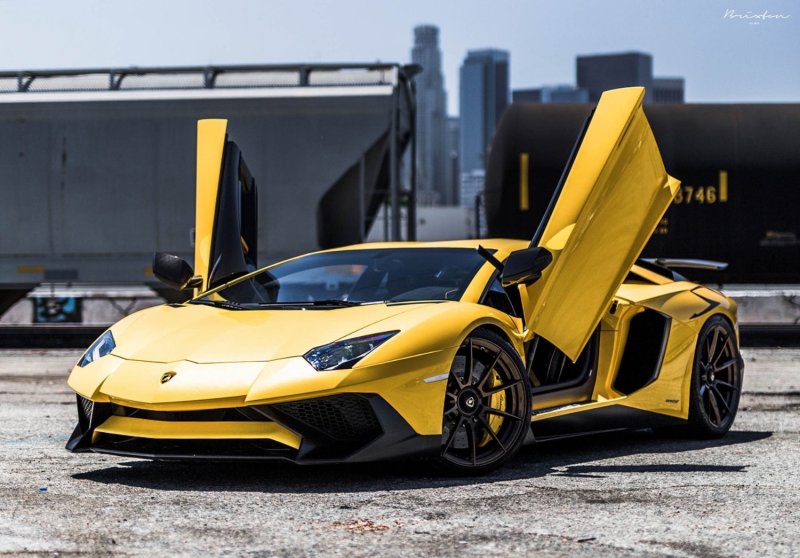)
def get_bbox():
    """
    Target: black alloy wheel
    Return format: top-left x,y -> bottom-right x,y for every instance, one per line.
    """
438,329 -> 531,474
685,316 -> 743,438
